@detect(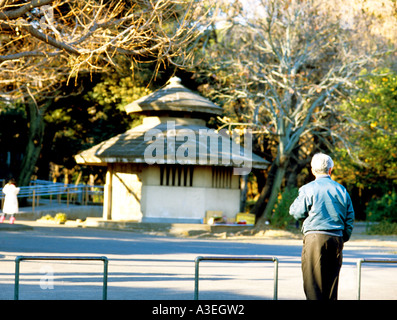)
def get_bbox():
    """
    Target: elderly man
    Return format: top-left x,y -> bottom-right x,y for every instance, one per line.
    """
289,153 -> 355,300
